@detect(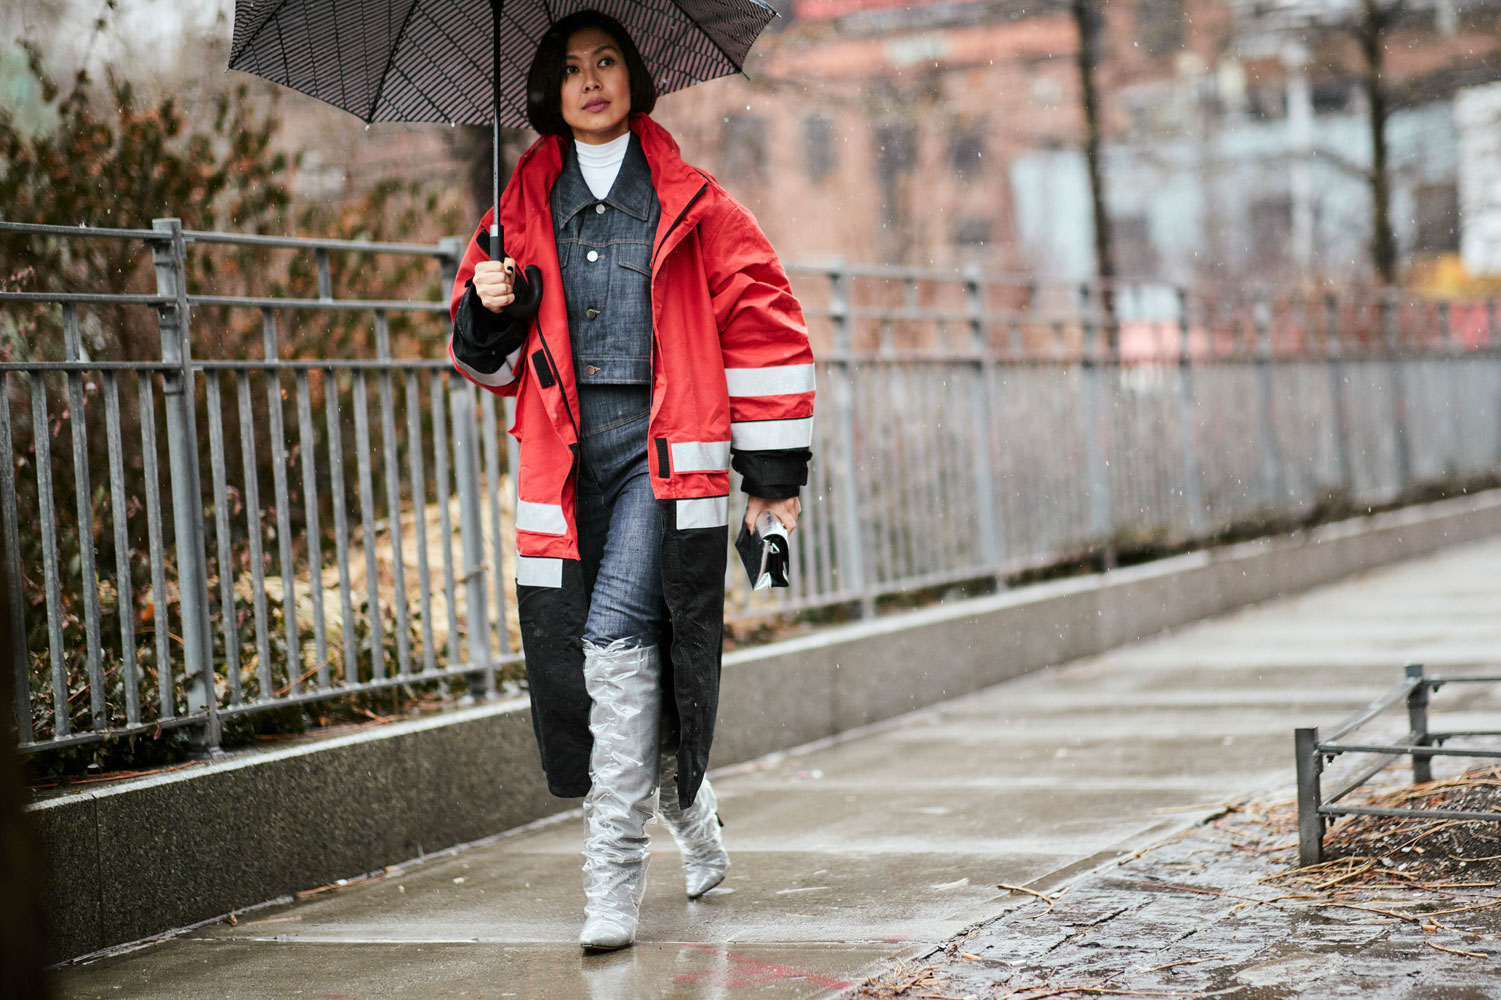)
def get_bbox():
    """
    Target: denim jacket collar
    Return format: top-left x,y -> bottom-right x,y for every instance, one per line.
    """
553,133 -> 655,229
